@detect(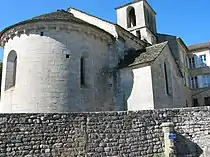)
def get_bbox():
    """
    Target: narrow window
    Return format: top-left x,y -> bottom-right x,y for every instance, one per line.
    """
136,30 -> 141,39
164,61 -> 173,96
127,7 -> 136,28
189,57 -> 195,69
66,54 -> 70,58
192,57 -> 195,68
40,32 -> 44,36
191,77 -> 194,88
188,58 -> 191,68
5,50 -> 17,90
80,57 -> 85,86
191,76 -> 198,89
204,97 -> 210,106
195,76 -> 198,88
164,62 -> 169,95
193,99 -> 199,107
